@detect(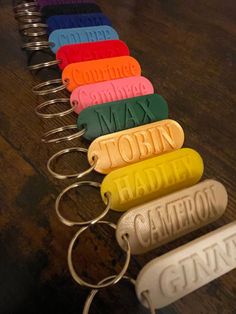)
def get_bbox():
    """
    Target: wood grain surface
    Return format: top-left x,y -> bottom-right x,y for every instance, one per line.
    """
0,0 -> 235,313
